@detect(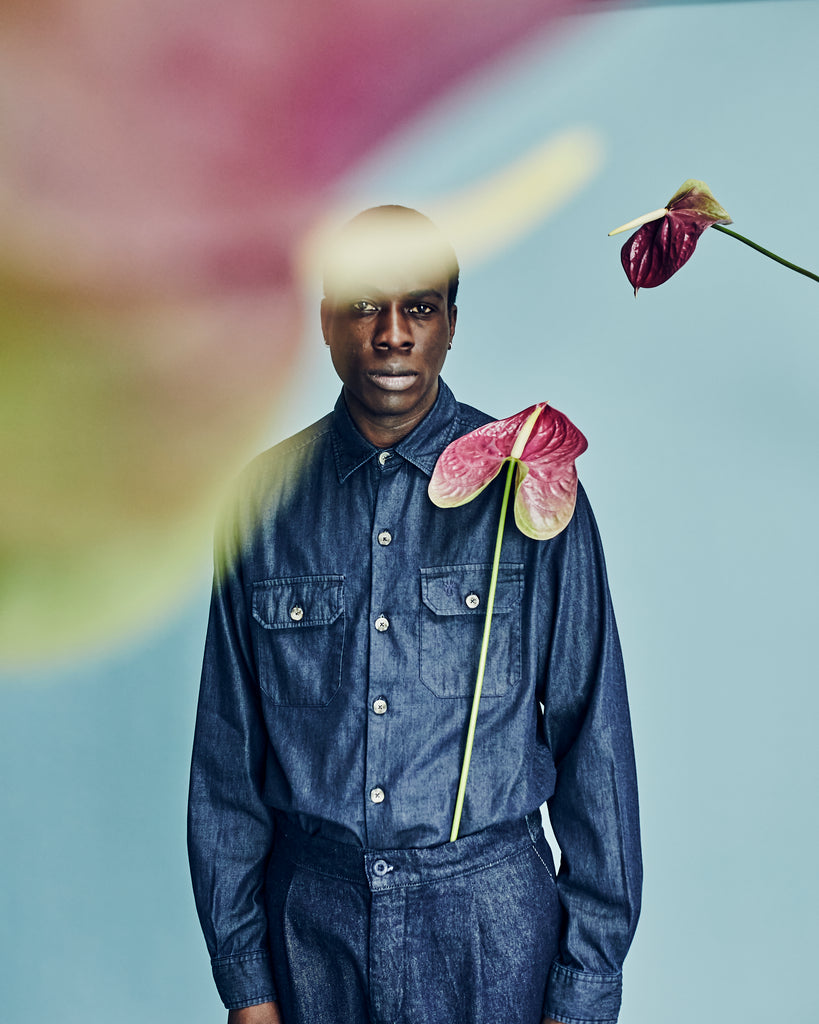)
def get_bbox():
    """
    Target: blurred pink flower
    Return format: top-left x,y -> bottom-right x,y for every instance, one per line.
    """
0,0 -> 581,659
0,0 -> 579,296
